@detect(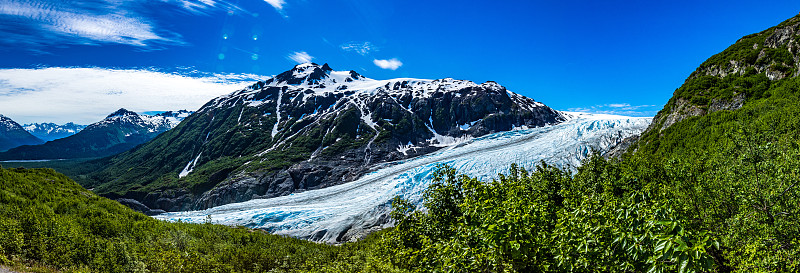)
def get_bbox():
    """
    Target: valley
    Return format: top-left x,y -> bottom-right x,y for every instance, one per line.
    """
156,113 -> 651,243
0,7 -> 799,272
